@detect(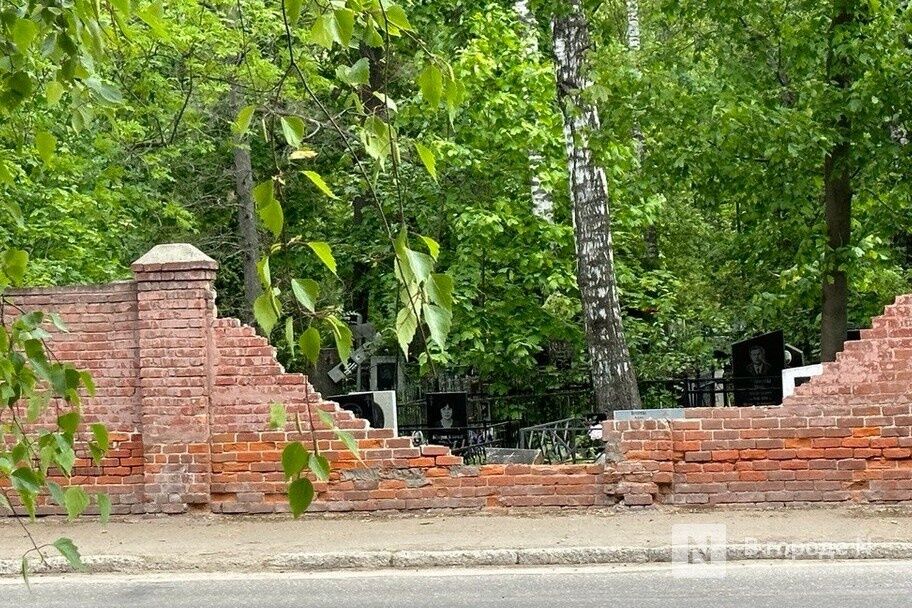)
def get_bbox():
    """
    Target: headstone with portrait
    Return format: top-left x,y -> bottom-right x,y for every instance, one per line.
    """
731,330 -> 785,406
425,392 -> 468,429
